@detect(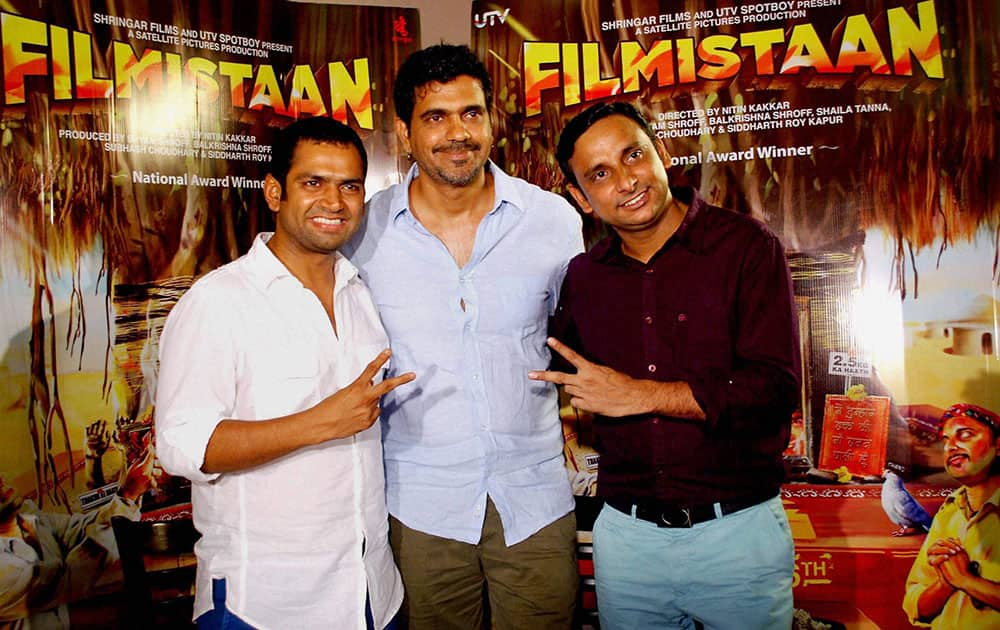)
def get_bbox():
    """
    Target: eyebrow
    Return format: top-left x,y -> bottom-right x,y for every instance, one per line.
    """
419,104 -> 485,119
581,142 -> 643,179
294,172 -> 364,186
